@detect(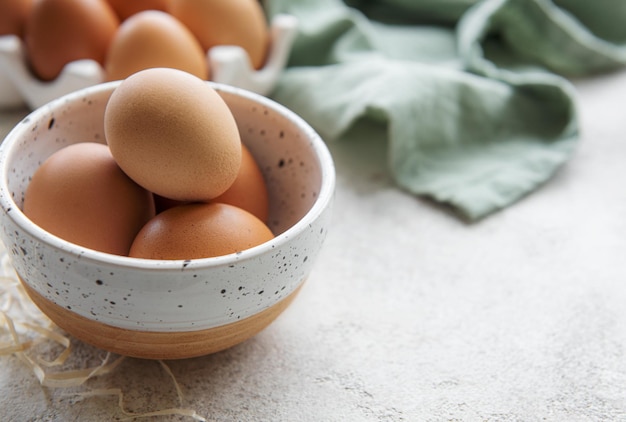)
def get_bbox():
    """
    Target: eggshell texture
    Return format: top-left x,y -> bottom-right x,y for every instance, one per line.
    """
153,144 -> 268,218
168,0 -> 269,70
104,68 -> 242,202
129,203 -> 274,260
211,143 -> 269,222
22,142 -> 156,256
25,0 -> 119,81
0,0 -> 33,37
105,10 -> 208,81
105,0 -> 171,21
